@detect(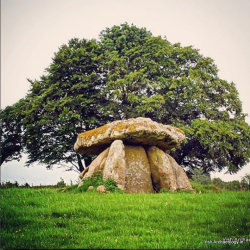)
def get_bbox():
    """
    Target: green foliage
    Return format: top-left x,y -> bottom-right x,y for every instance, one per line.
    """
0,181 -> 32,188
17,38 -> 102,171
190,168 -> 212,185
78,175 -> 103,192
0,181 -> 19,188
1,188 -> 249,249
56,178 -> 66,188
103,178 -> 119,192
175,119 -> 250,174
211,174 -> 250,191
1,23 -> 249,175
241,174 -> 250,190
224,180 -> 242,191
77,175 -> 121,193
212,178 -> 225,189
0,100 -> 26,165
23,183 -> 30,188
